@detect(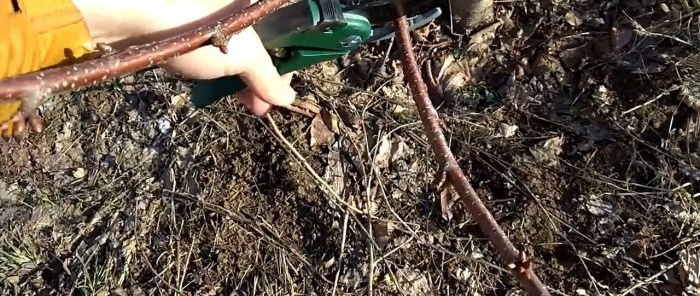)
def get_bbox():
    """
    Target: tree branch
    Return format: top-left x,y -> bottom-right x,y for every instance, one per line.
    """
390,0 -> 550,294
0,0 -> 292,101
